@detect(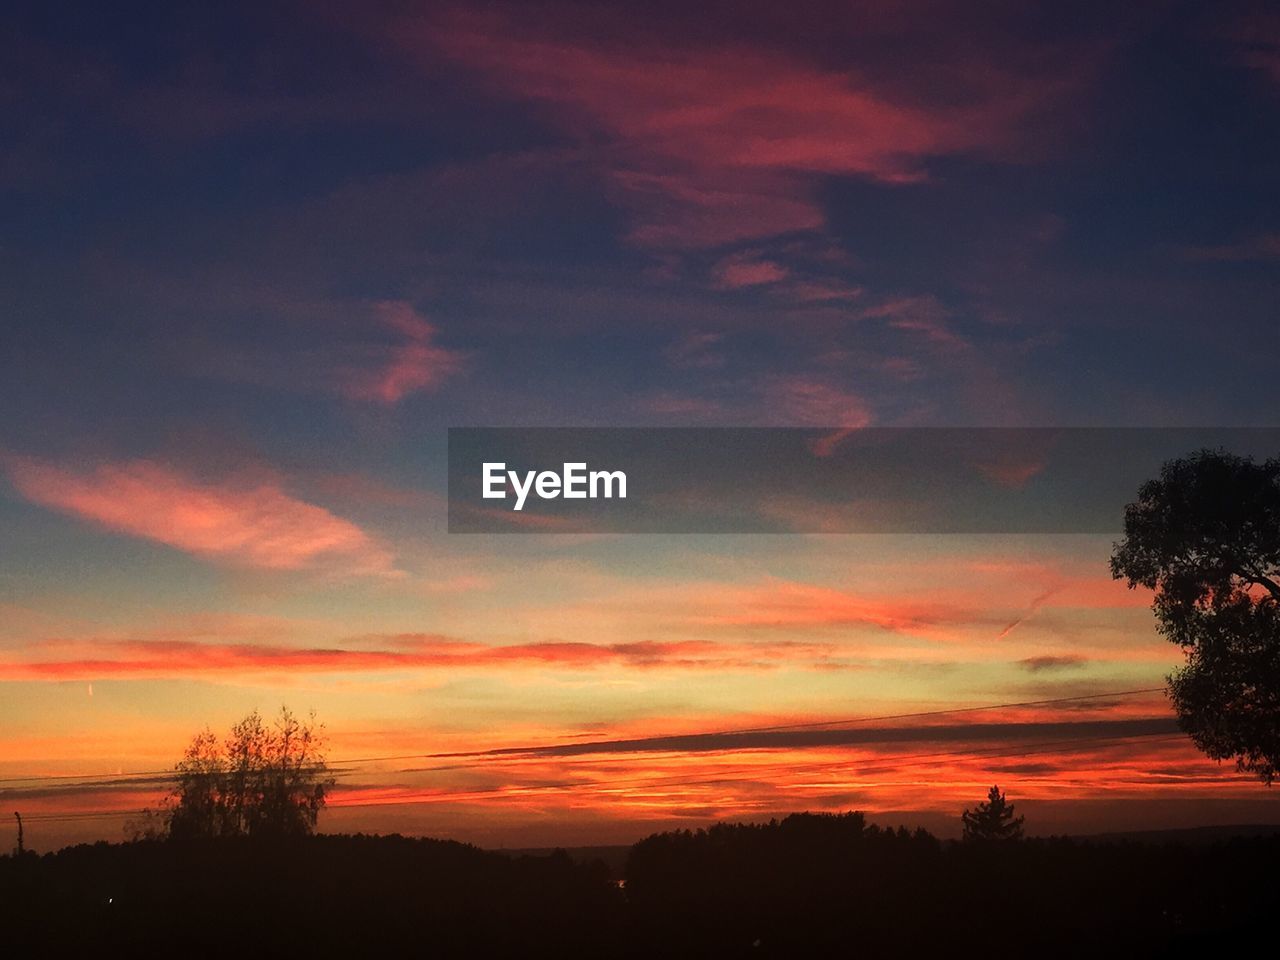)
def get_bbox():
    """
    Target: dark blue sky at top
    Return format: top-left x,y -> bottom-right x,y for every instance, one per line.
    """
2,0 -> 1278,485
